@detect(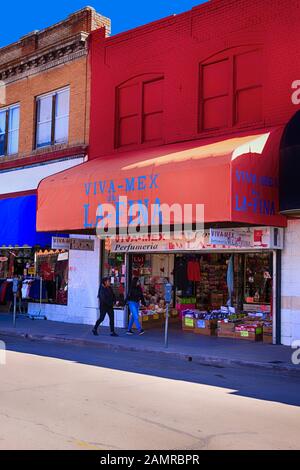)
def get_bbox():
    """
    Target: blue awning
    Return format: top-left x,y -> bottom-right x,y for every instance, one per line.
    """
0,194 -> 54,248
